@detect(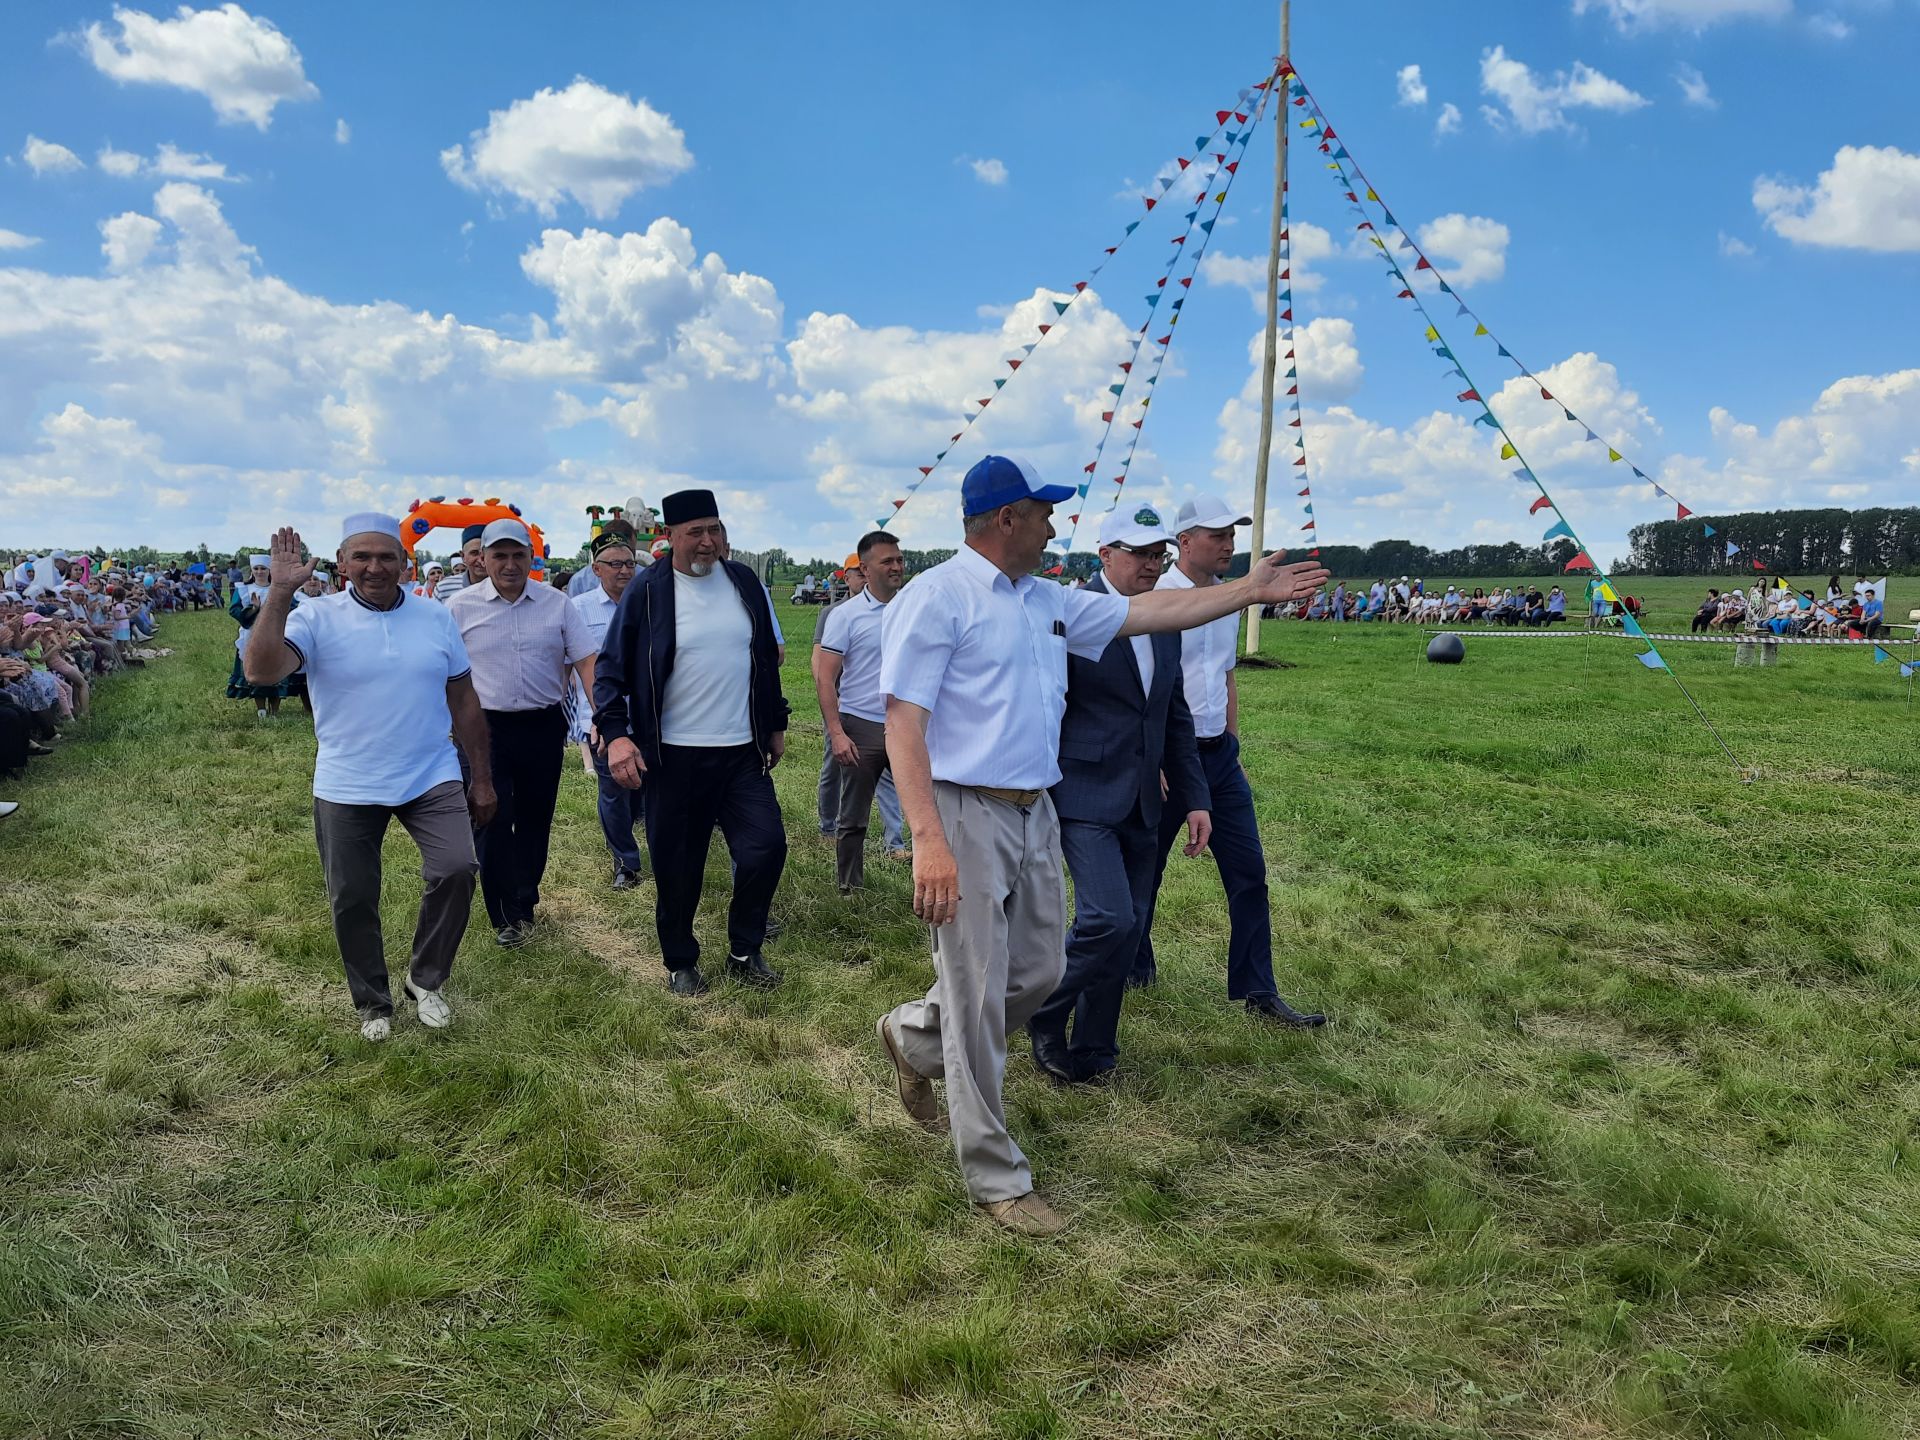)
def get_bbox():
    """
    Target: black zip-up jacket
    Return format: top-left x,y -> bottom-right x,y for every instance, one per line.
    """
591,557 -> 790,771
